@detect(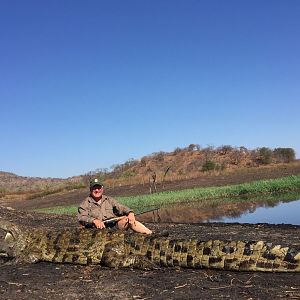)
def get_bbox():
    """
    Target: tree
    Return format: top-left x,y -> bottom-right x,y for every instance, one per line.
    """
273,148 -> 295,163
258,147 -> 273,164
